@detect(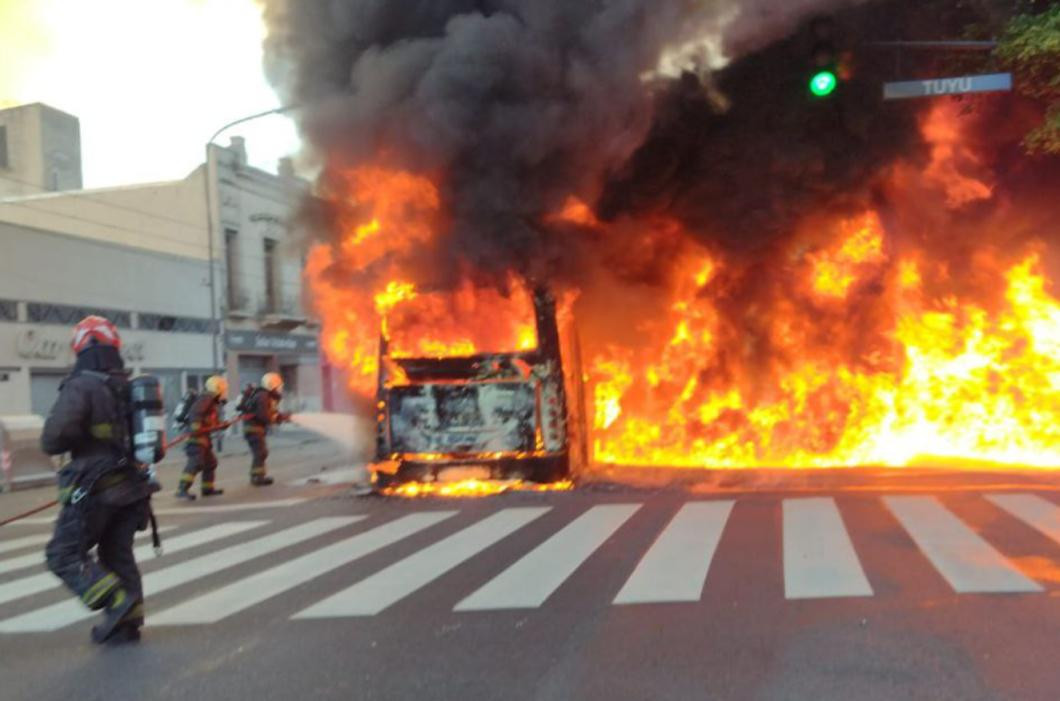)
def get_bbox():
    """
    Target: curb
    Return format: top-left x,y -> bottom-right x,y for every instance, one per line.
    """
4,435 -> 331,494
4,472 -> 57,493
